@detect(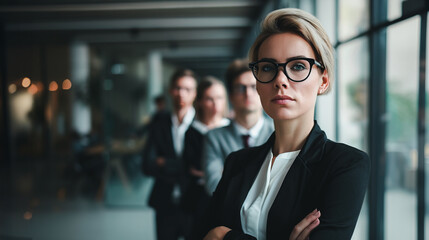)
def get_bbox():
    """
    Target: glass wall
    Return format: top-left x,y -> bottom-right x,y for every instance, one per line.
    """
337,37 -> 370,239
326,0 -> 429,238
385,16 -> 420,240
337,38 -> 369,150
338,0 -> 369,41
